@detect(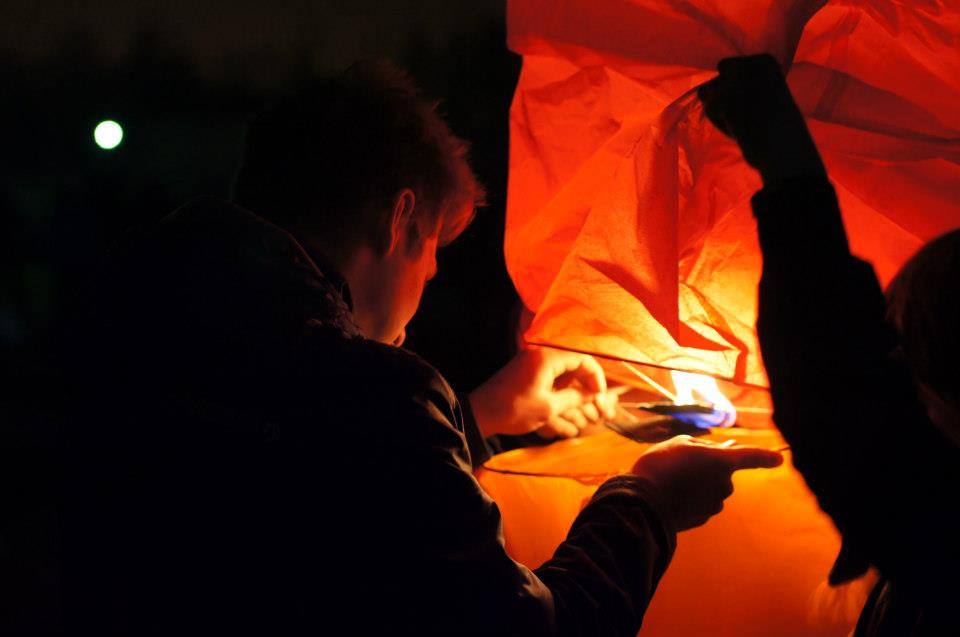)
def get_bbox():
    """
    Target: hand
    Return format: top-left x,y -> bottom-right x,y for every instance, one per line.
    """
468,348 -> 620,439
697,54 -> 826,187
632,435 -> 783,532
